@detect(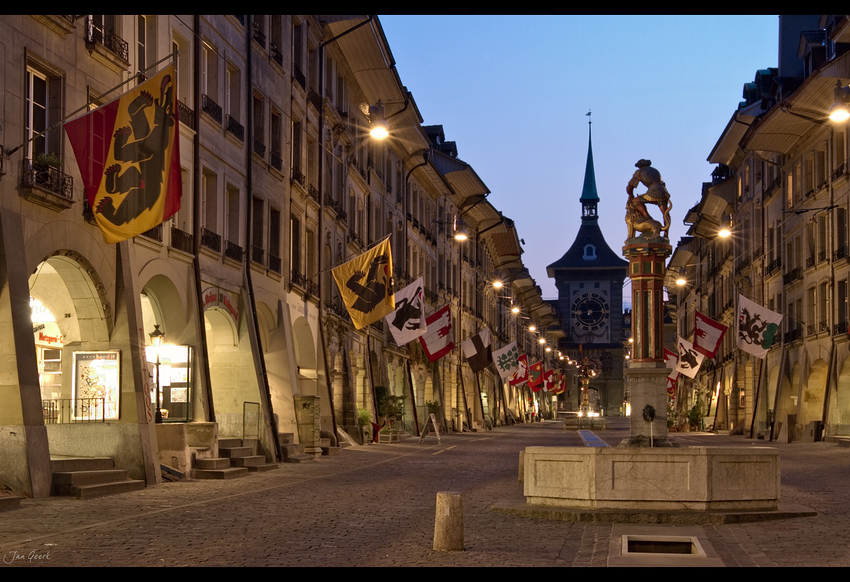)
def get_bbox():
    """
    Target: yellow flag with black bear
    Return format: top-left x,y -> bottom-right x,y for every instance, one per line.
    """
64,65 -> 181,244
331,237 -> 395,329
